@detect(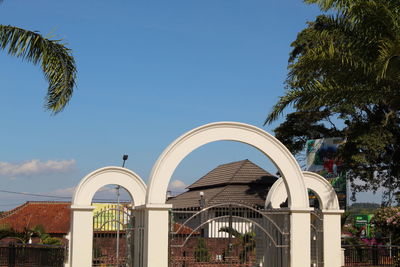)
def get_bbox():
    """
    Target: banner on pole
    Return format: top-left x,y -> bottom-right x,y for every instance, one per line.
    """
306,138 -> 347,209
